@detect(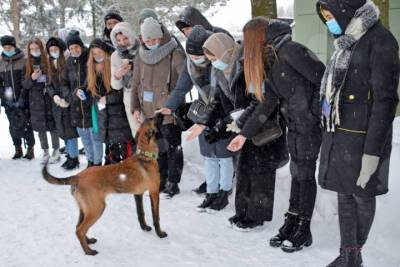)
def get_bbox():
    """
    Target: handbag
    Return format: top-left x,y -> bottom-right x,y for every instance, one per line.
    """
251,106 -> 282,146
186,99 -> 210,124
